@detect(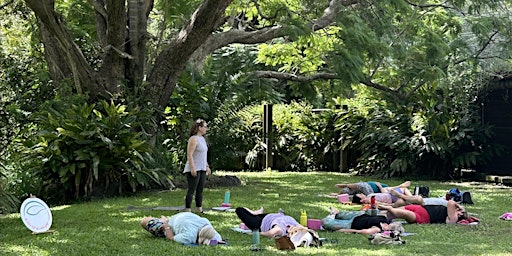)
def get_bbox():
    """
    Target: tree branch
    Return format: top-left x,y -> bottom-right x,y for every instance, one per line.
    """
475,30 -> 500,59
87,0 -> 107,18
402,0 -> 458,11
452,30 -> 500,66
24,0 -> 102,97
250,70 -> 404,100
0,0 -> 14,11
148,0 -> 233,108
189,0 -> 357,68
405,80 -> 427,98
251,0 -> 288,21
103,45 -> 133,59
250,70 -> 338,82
